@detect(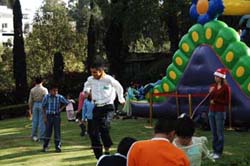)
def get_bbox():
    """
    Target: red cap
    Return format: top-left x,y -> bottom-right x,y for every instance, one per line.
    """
214,68 -> 227,79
